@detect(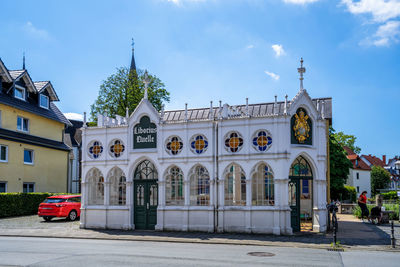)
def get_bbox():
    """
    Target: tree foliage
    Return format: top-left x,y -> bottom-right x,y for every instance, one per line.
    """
90,68 -> 170,120
371,166 -> 391,195
329,127 -> 353,200
333,131 -> 361,154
